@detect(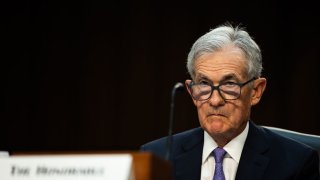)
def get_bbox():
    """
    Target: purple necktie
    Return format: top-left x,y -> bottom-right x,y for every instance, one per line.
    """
212,147 -> 226,180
